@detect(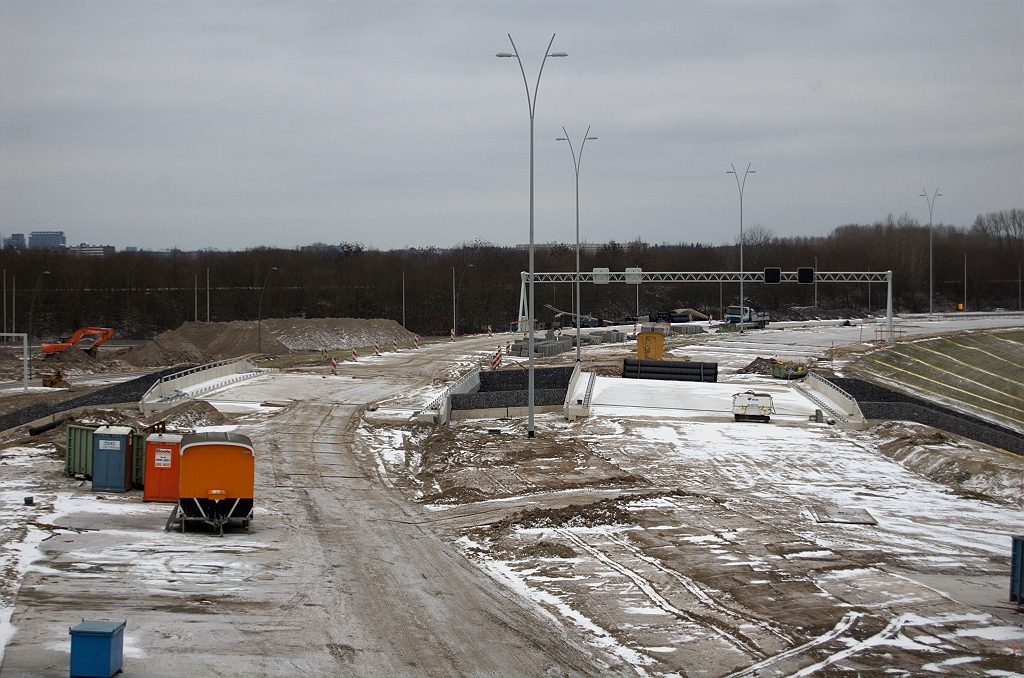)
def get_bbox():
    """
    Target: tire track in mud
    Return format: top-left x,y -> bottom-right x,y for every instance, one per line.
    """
281,402 -> 631,677
557,528 -> 770,661
603,532 -> 794,645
